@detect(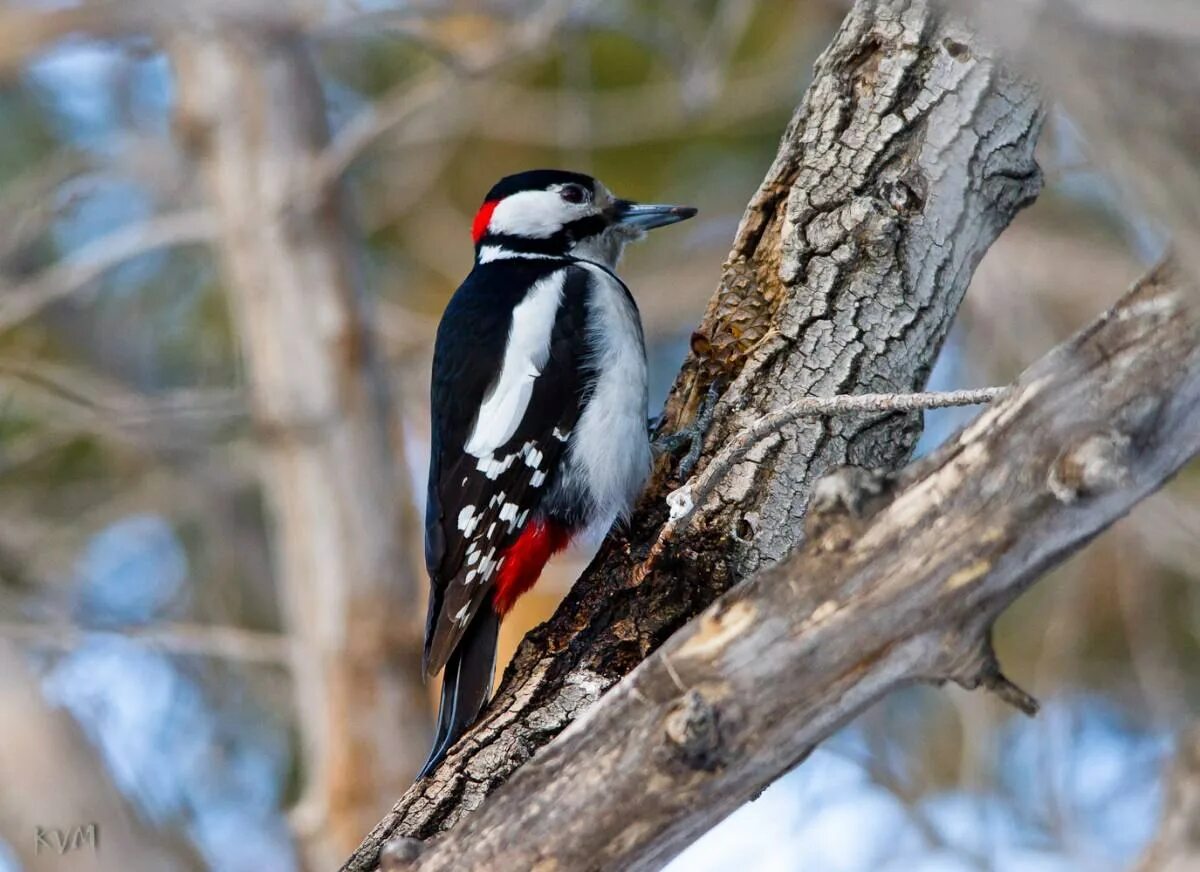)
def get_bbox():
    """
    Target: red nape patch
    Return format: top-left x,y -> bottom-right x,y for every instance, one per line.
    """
472,199 -> 500,244
492,520 -> 570,615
